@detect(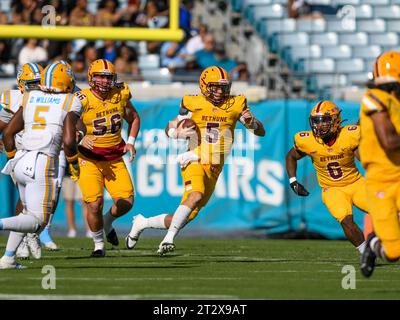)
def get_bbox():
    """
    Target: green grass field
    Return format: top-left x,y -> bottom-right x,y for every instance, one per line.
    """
0,237 -> 399,299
